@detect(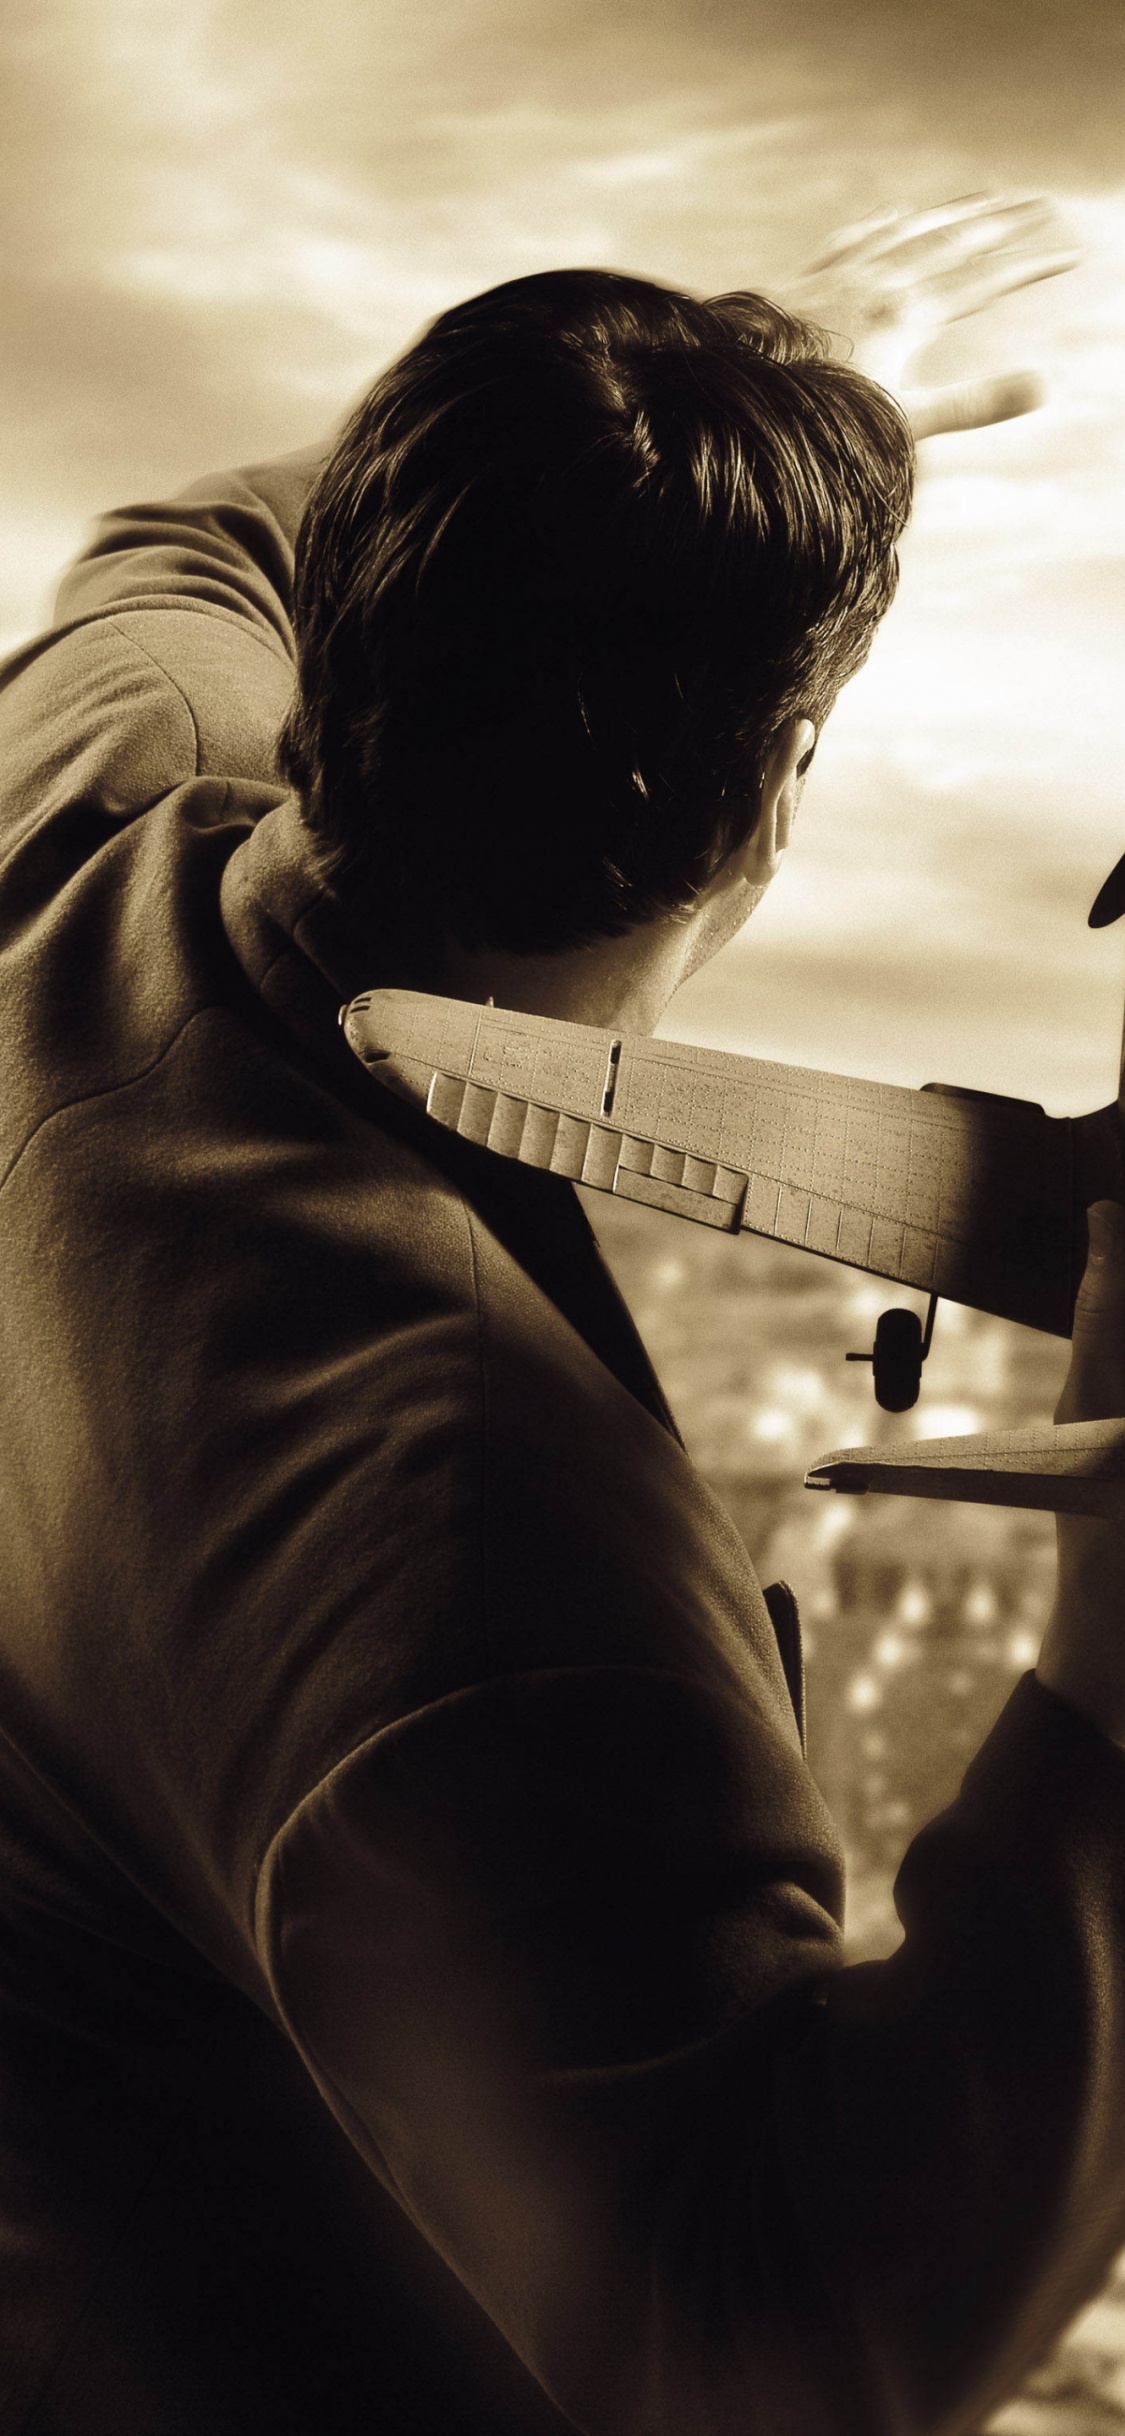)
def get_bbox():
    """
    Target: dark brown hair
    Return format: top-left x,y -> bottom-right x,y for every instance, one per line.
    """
279,267 -> 913,955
